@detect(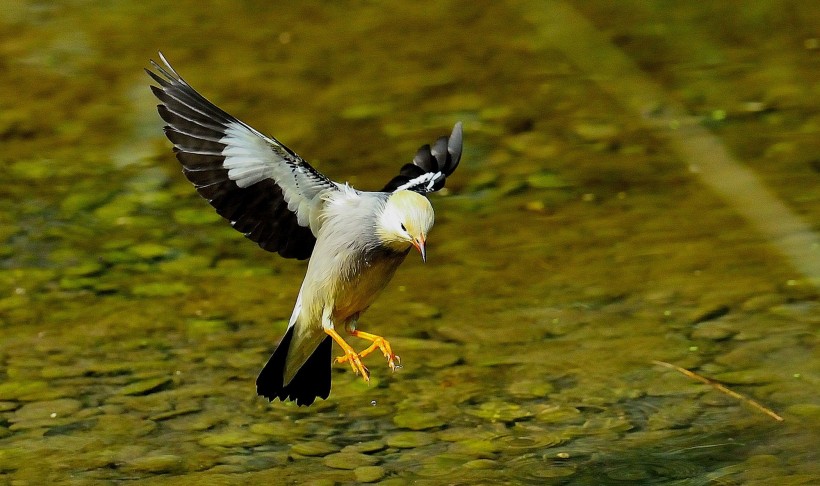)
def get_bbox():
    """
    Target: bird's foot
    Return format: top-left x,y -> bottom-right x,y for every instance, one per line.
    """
335,351 -> 370,382
325,327 -> 370,382
351,331 -> 400,372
